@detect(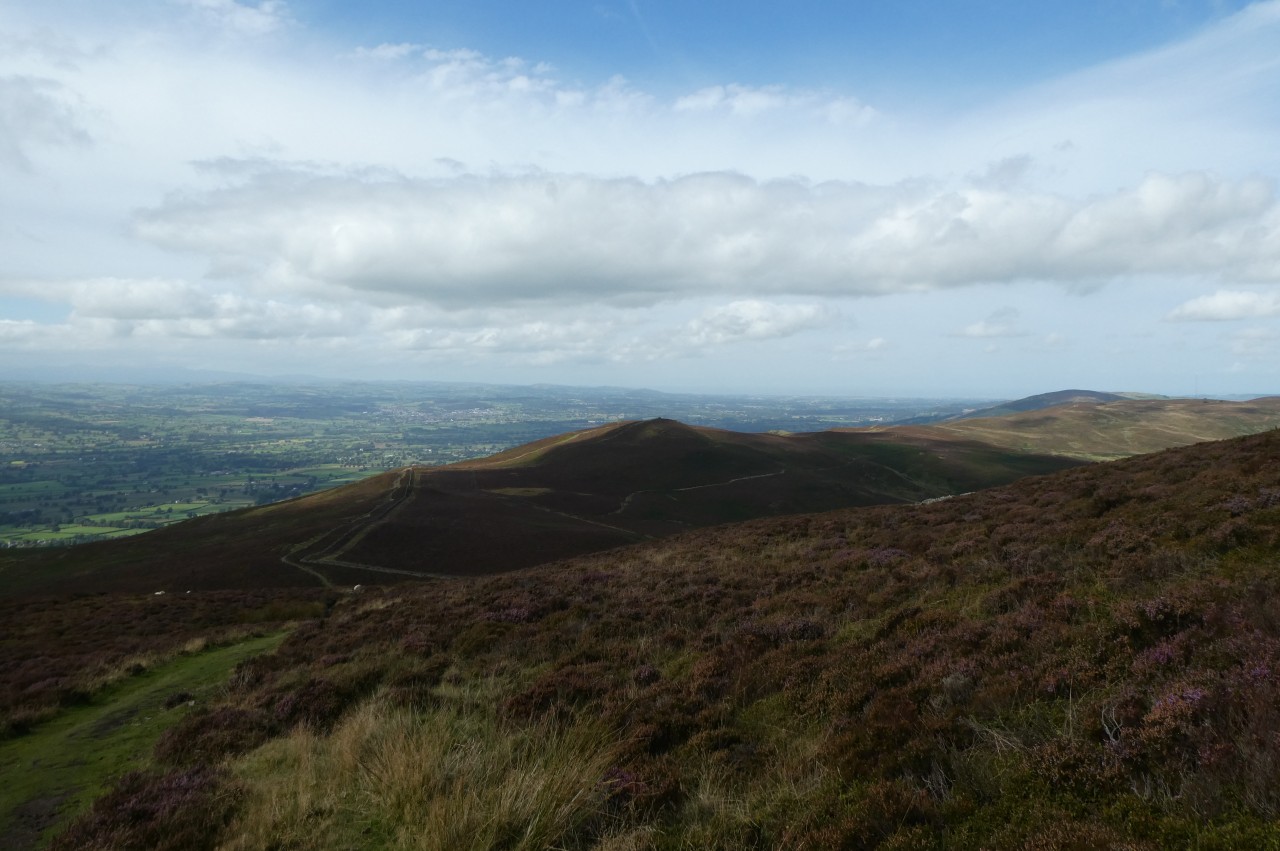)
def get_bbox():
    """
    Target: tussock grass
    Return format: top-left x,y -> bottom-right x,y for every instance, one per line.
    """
224,689 -> 625,850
